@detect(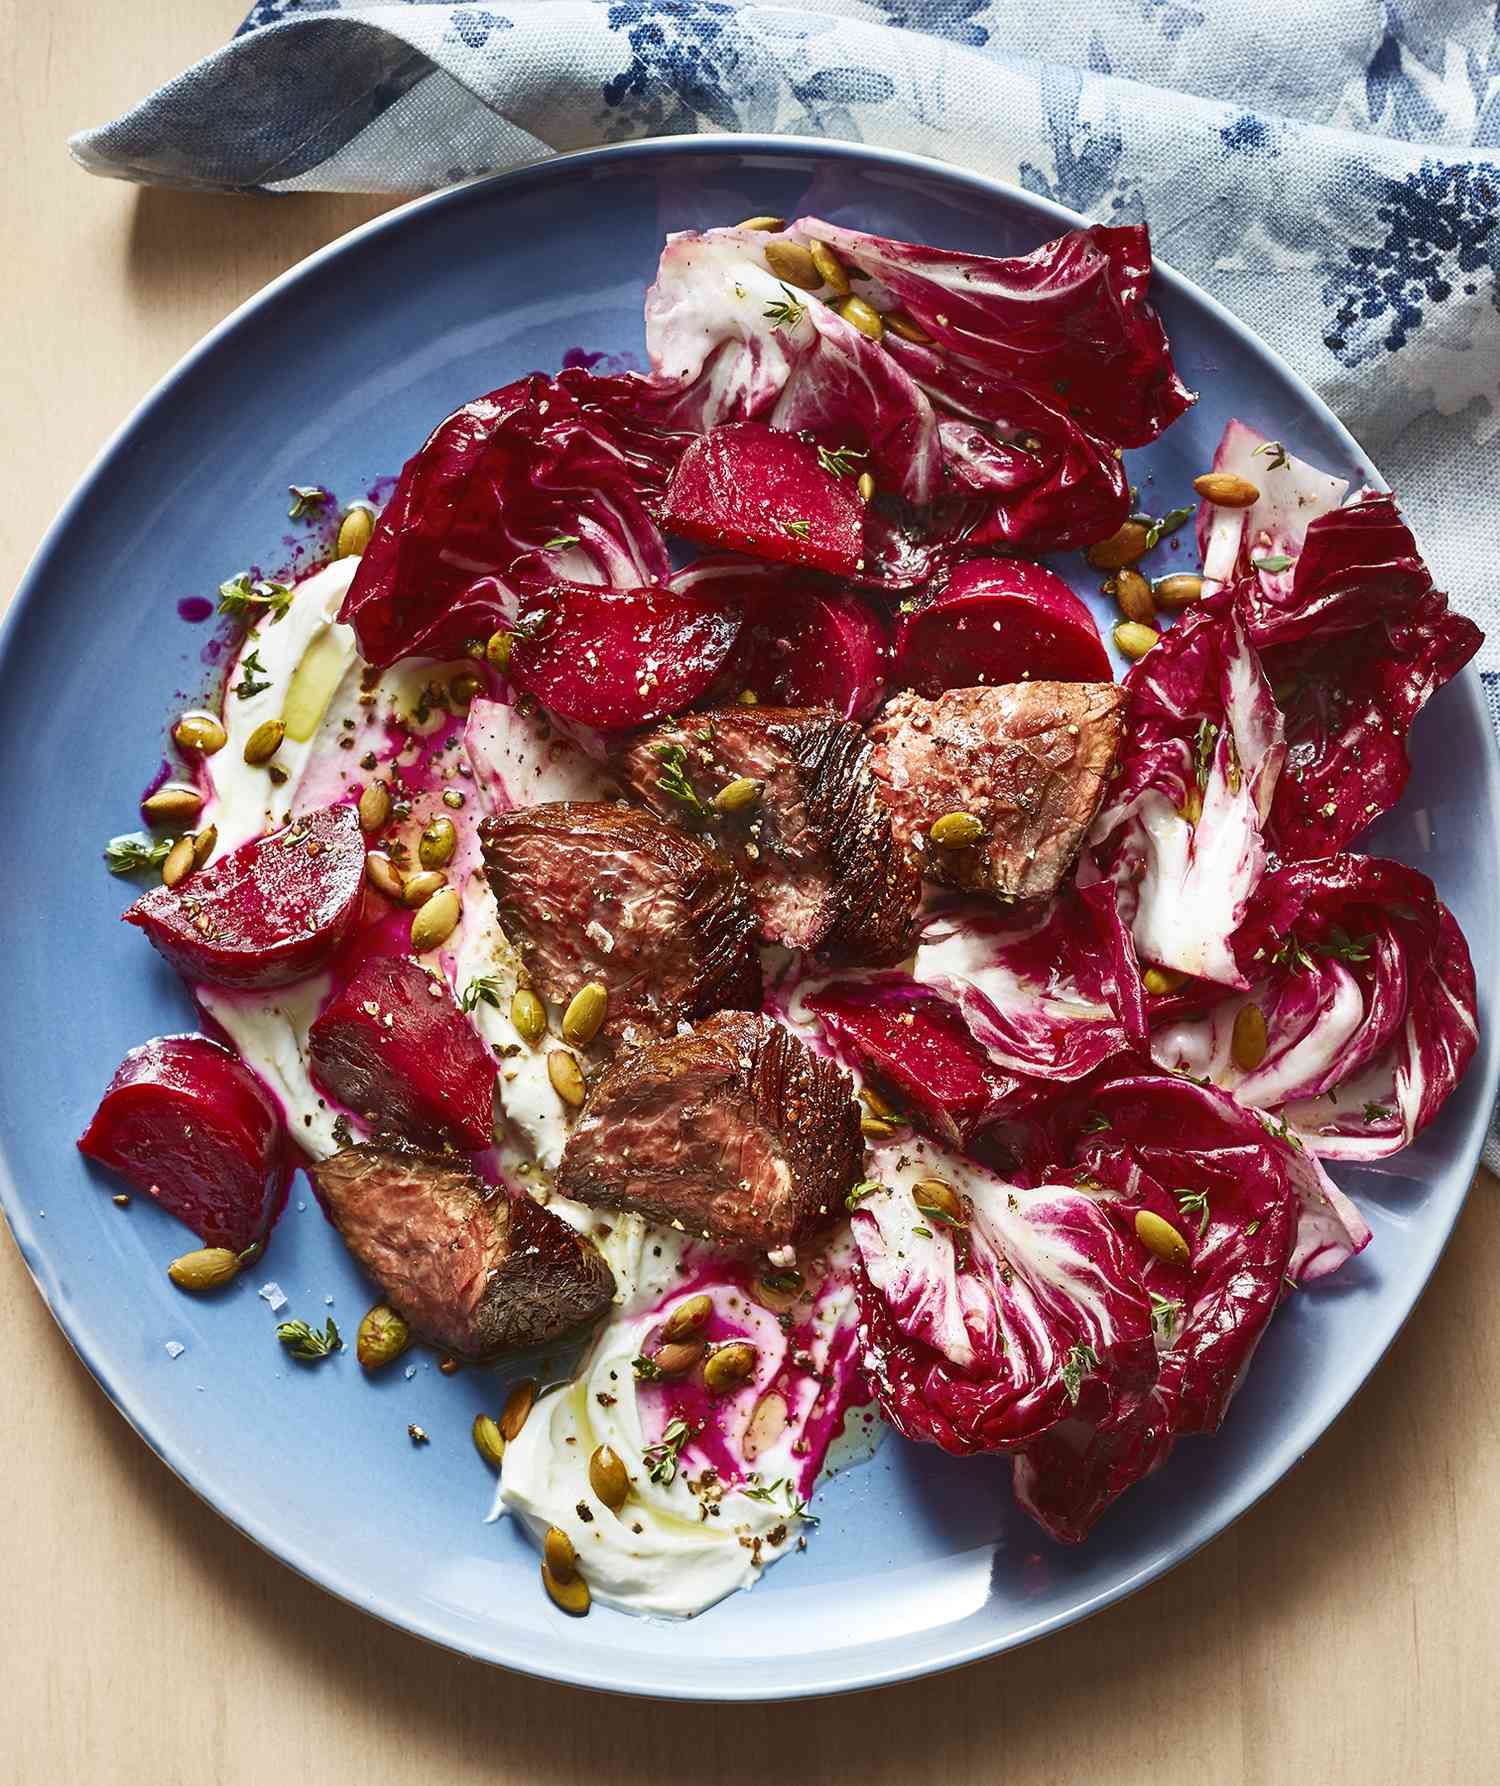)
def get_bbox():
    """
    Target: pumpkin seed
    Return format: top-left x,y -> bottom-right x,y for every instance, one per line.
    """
485,630 -> 514,673
472,1413 -> 506,1470
1135,1208 -> 1191,1266
860,1113 -> 898,1139
857,471 -> 876,503
1231,1001 -> 1269,1072
511,988 -> 547,1046
737,215 -> 786,232
142,784 -> 204,825
1086,521 -> 1150,571
499,1378 -> 537,1441
547,1048 -> 586,1107
1193,471 -> 1260,509
243,718 -> 286,766
860,1084 -> 900,1122
713,776 -> 761,814
543,1525 -> 578,1582
1114,567 -> 1155,624
358,779 -> 392,833
365,851 -> 405,901
410,886 -> 460,954
1154,572 -> 1204,610
173,711 -> 227,755
418,815 -> 457,869
541,1561 -> 590,1615
161,835 -> 196,889
337,505 -> 374,558
884,309 -> 933,344
810,239 -> 850,296
191,826 -> 217,869
1113,620 -> 1160,661
356,1303 -> 411,1370
1178,787 -> 1203,825
589,1443 -> 630,1510
401,869 -> 447,908
1142,965 -> 1188,996
562,981 -> 609,1048
652,1339 -> 706,1377
743,1390 -> 789,1460
764,239 -> 821,291
838,296 -> 885,341
167,1247 -> 241,1292
912,1178 -> 964,1224
704,1341 -> 757,1395
930,810 -> 987,848
661,1293 -> 712,1342
449,672 -> 483,710
735,688 -> 759,705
